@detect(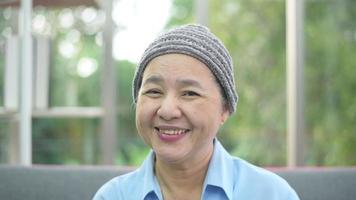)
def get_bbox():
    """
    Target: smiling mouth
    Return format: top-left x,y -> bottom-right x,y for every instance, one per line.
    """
154,127 -> 190,135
